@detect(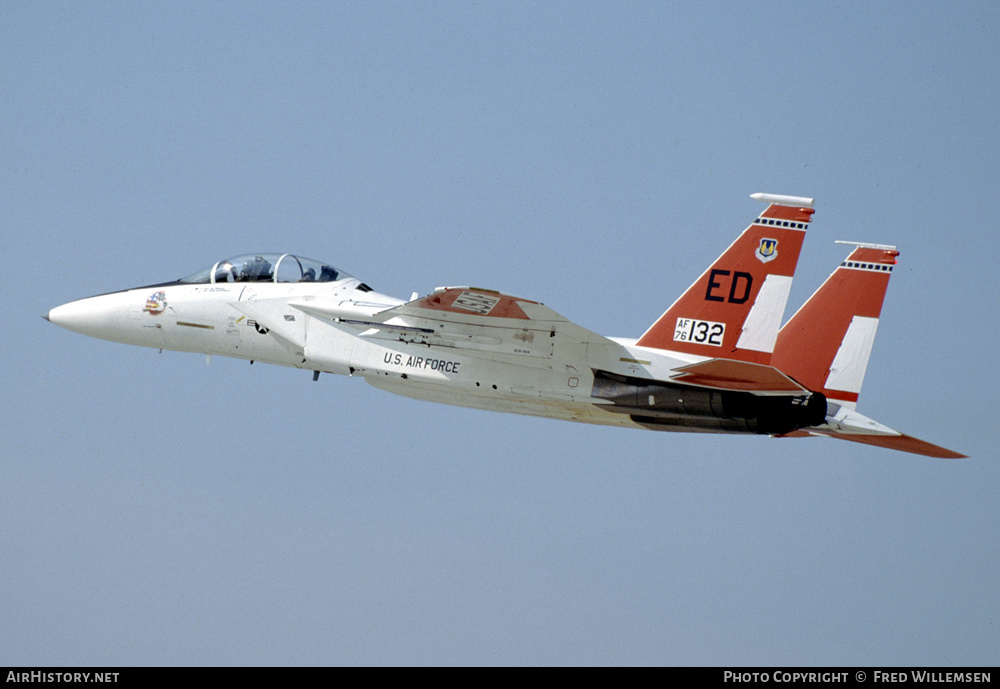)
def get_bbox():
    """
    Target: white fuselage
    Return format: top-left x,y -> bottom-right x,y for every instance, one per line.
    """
47,277 -> 711,432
